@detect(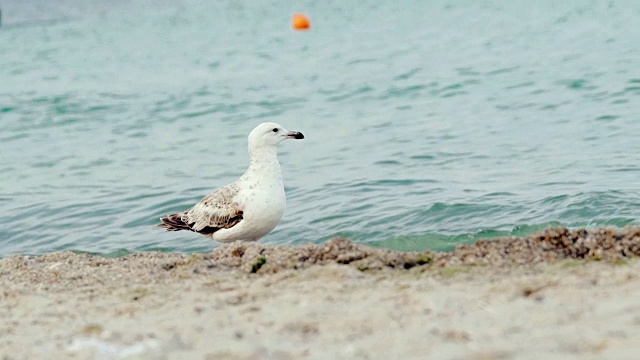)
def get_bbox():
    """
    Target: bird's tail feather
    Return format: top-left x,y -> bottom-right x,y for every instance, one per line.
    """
157,213 -> 190,231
